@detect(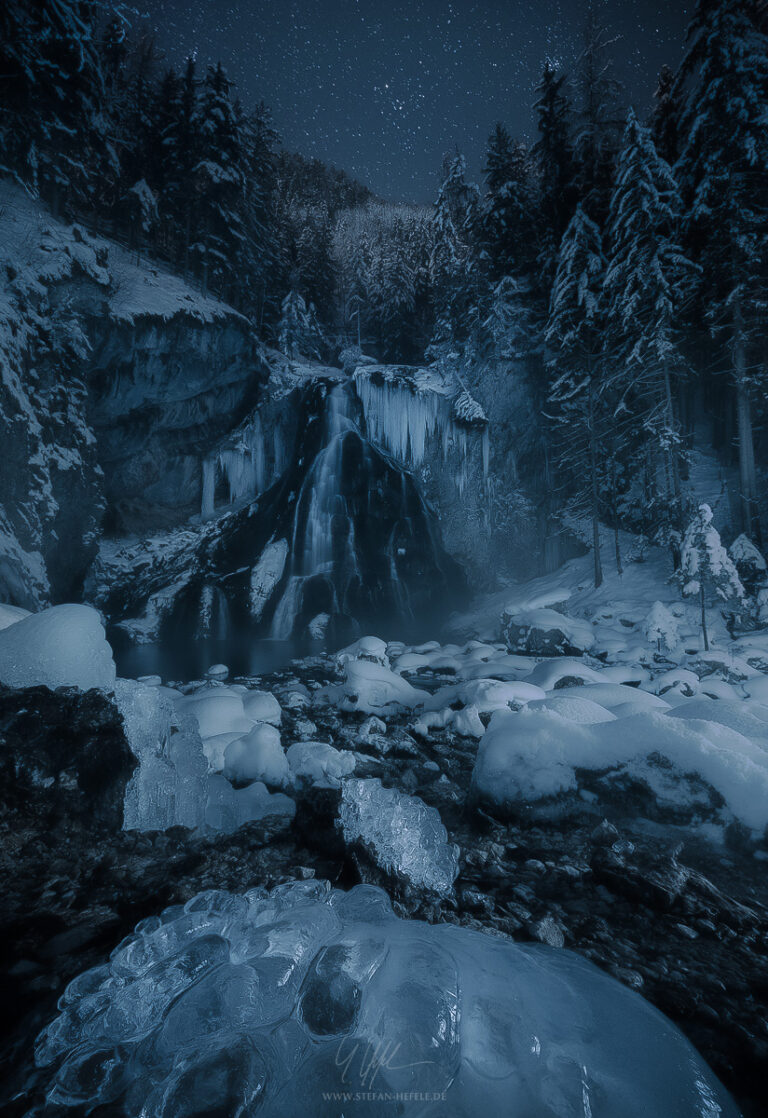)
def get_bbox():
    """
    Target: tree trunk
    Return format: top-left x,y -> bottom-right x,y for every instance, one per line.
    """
734,294 -> 761,544
663,366 -> 682,525
700,584 -> 709,652
588,384 -> 603,589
